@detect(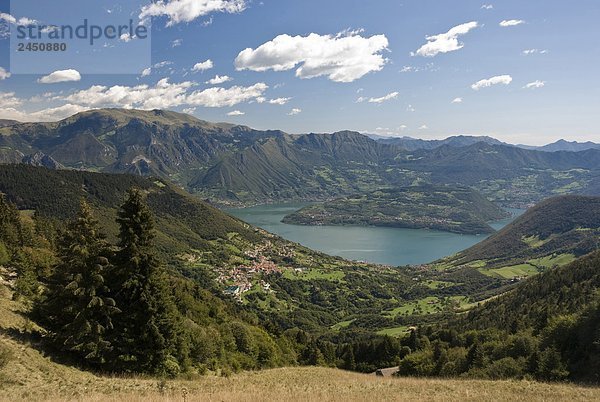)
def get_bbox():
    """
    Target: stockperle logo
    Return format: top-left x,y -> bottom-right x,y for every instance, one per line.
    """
7,0 -> 152,75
